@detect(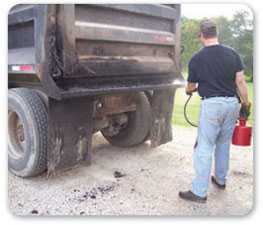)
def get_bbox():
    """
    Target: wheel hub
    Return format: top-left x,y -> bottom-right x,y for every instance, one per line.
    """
102,113 -> 129,137
8,110 -> 26,159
